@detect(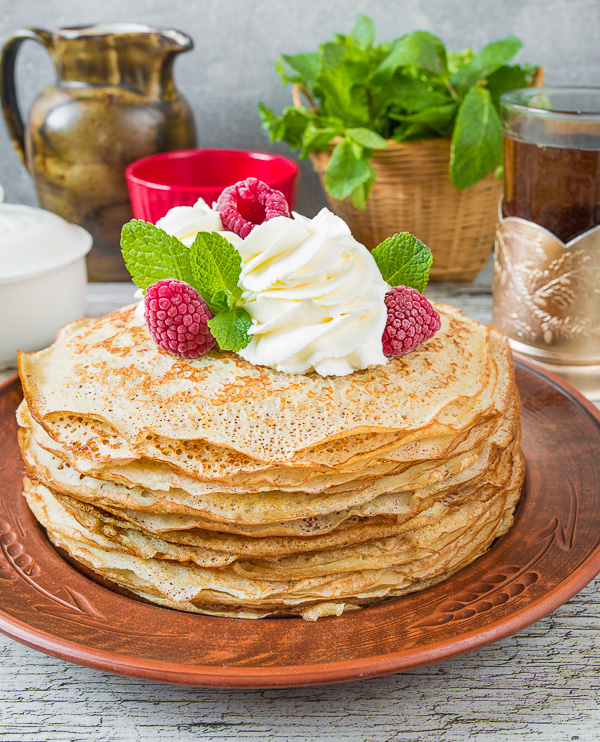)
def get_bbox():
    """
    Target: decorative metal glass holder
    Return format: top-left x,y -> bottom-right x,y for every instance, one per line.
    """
493,201 -> 600,399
